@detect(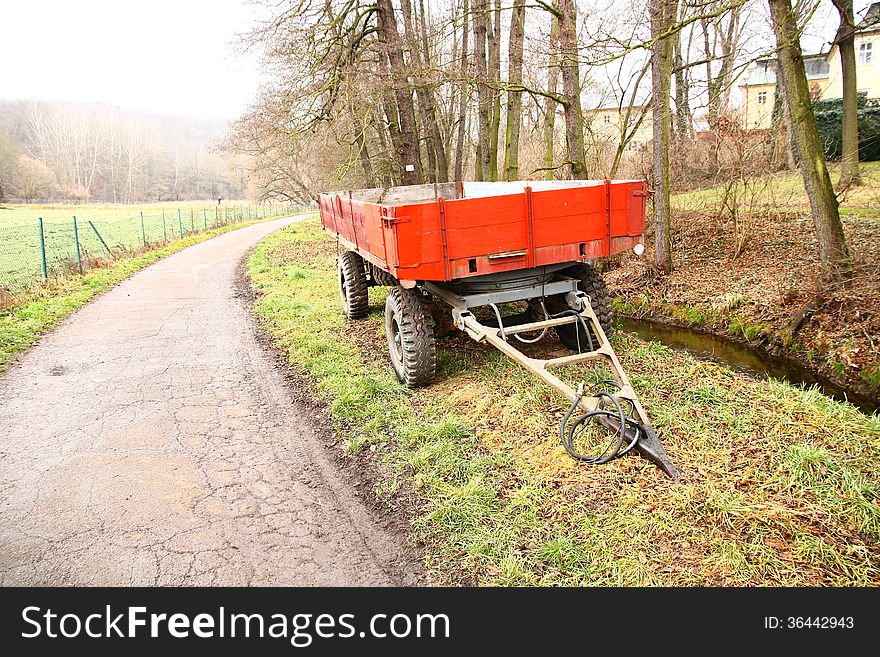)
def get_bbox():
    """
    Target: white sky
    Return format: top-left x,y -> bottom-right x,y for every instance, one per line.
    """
1,0 -> 877,123
0,0 -> 266,122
